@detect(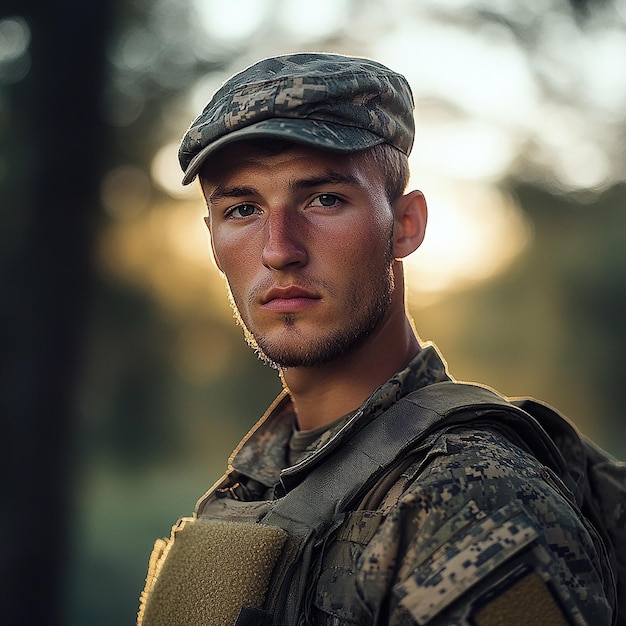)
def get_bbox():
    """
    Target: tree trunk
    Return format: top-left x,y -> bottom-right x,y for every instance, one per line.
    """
0,1 -> 110,623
